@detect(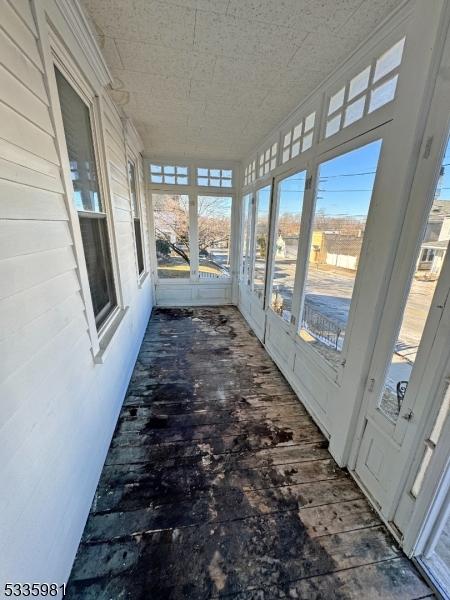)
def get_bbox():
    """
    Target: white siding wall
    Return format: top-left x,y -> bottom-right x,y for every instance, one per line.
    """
0,0 -> 152,587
